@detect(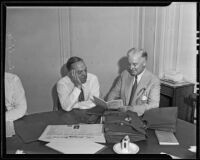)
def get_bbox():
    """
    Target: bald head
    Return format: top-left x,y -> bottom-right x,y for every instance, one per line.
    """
127,48 -> 147,76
